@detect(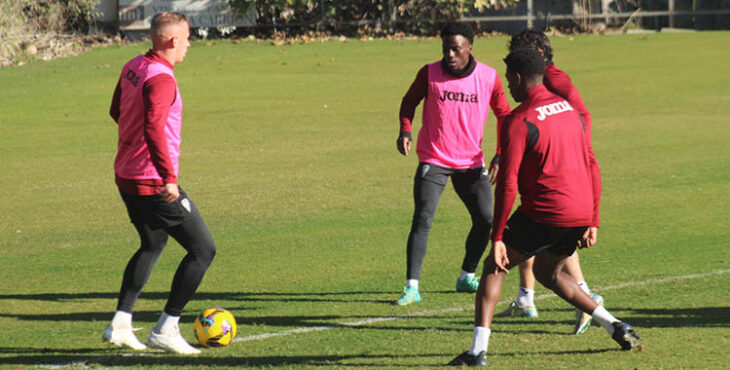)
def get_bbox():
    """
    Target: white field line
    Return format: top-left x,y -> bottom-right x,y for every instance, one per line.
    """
233,268 -> 730,342
39,268 -> 730,369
